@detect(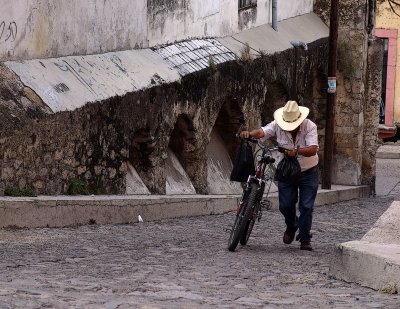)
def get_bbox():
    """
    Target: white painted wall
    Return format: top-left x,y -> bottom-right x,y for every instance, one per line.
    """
148,0 -> 314,45
147,0 -> 238,46
278,0 -> 314,21
0,0 -> 148,61
0,0 -> 313,61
